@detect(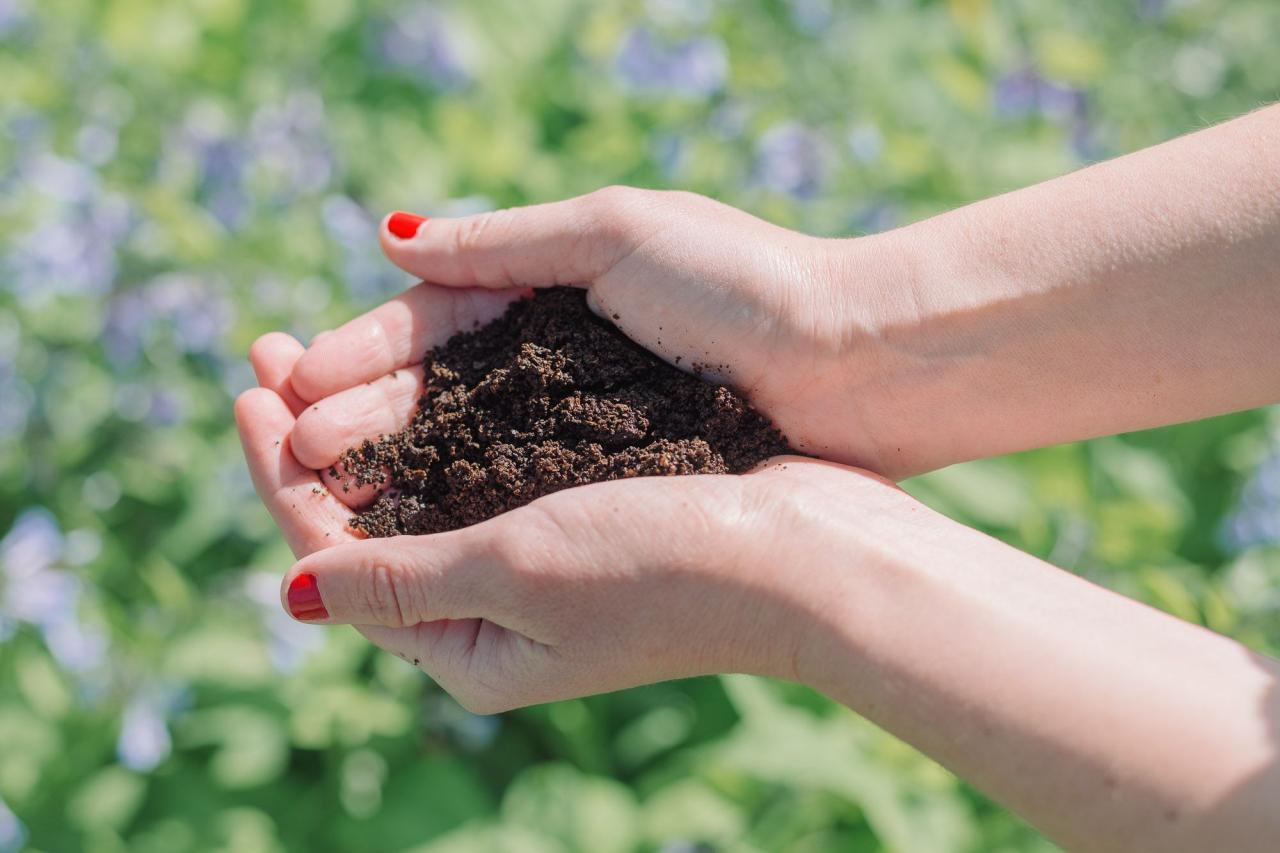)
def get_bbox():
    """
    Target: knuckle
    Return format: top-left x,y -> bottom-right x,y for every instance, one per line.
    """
365,561 -> 415,627
585,185 -> 644,223
452,210 -> 497,255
